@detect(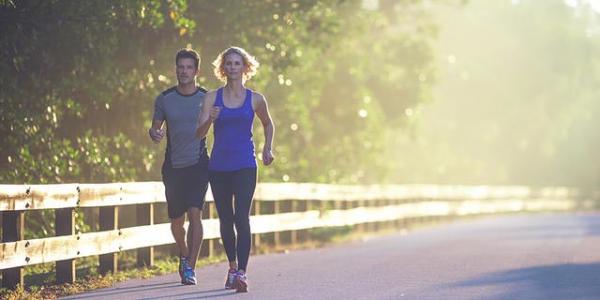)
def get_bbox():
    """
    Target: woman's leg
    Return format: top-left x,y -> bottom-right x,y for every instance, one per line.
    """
232,168 -> 257,272
209,170 -> 237,266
